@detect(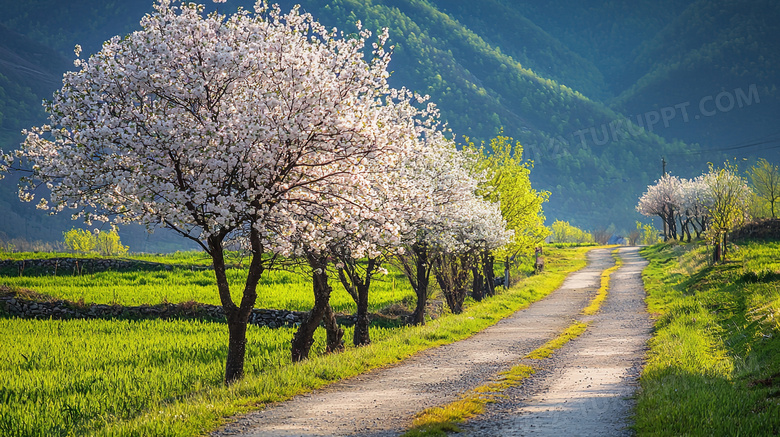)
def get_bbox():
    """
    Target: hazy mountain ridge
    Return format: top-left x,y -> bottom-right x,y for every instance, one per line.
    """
0,0 -> 776,250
